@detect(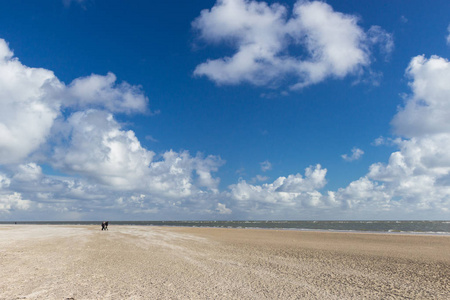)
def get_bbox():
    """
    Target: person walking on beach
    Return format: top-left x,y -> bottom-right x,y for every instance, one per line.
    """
101,221 -> 108,230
